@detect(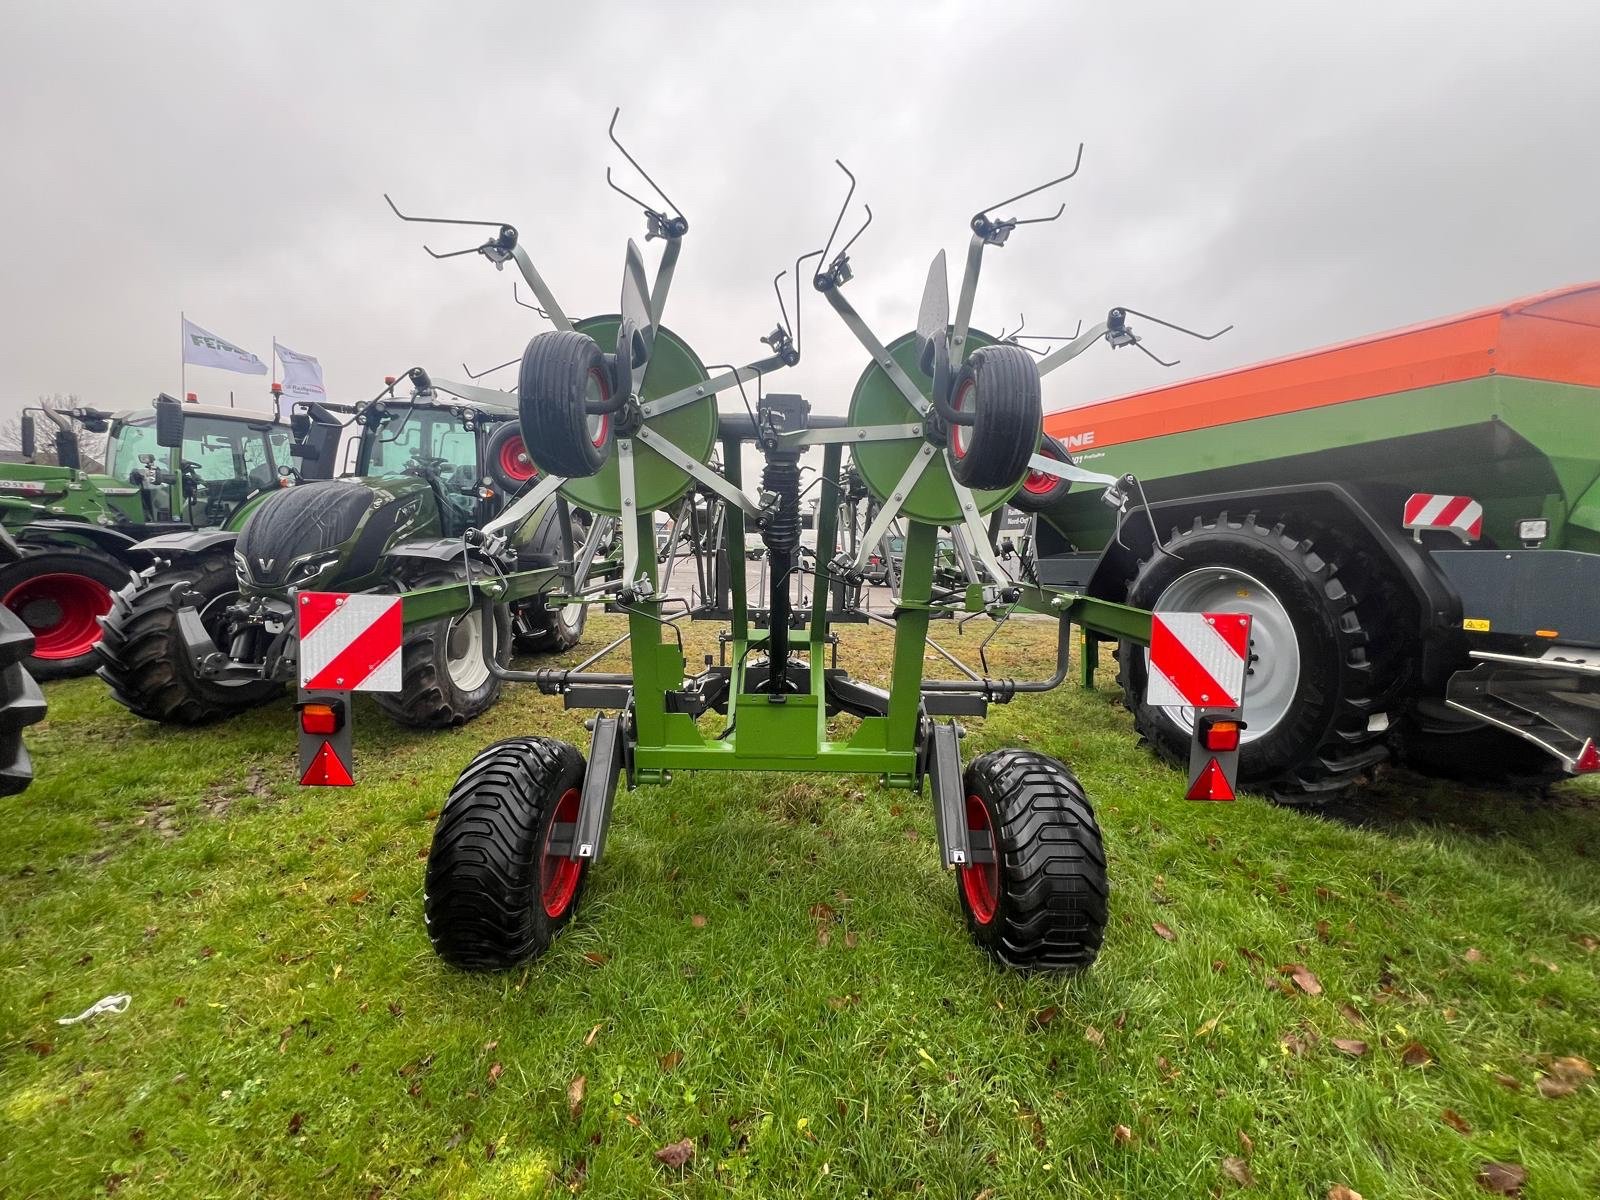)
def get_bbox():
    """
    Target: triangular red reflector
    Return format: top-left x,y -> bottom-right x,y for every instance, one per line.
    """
1186,756 -> 1235,801
1574,739 -> 1600,774
301,740 -> 354,787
